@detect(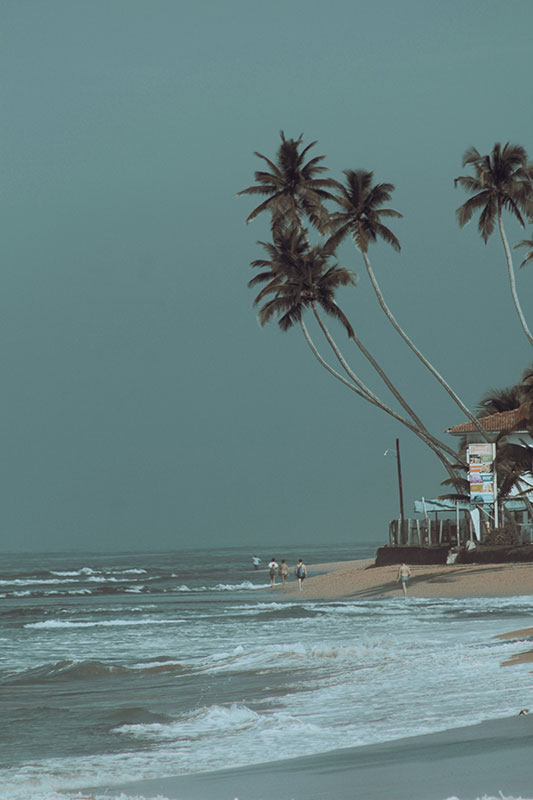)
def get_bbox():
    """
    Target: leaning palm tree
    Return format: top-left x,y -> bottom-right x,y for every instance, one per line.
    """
249,230 -> 463,485
328,169 -> 488,438
455,142 -> 533,346
237,132 -> 338,236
